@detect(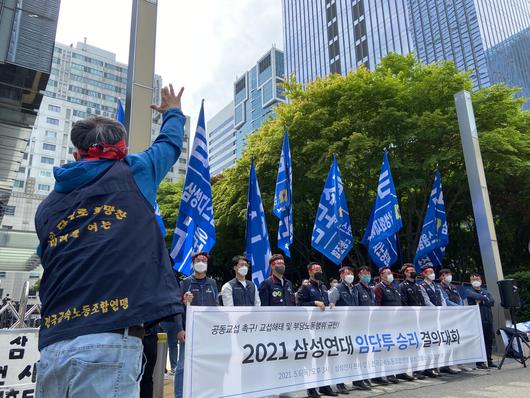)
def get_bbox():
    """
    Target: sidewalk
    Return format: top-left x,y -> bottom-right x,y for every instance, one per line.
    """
163,358 -> 528,397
